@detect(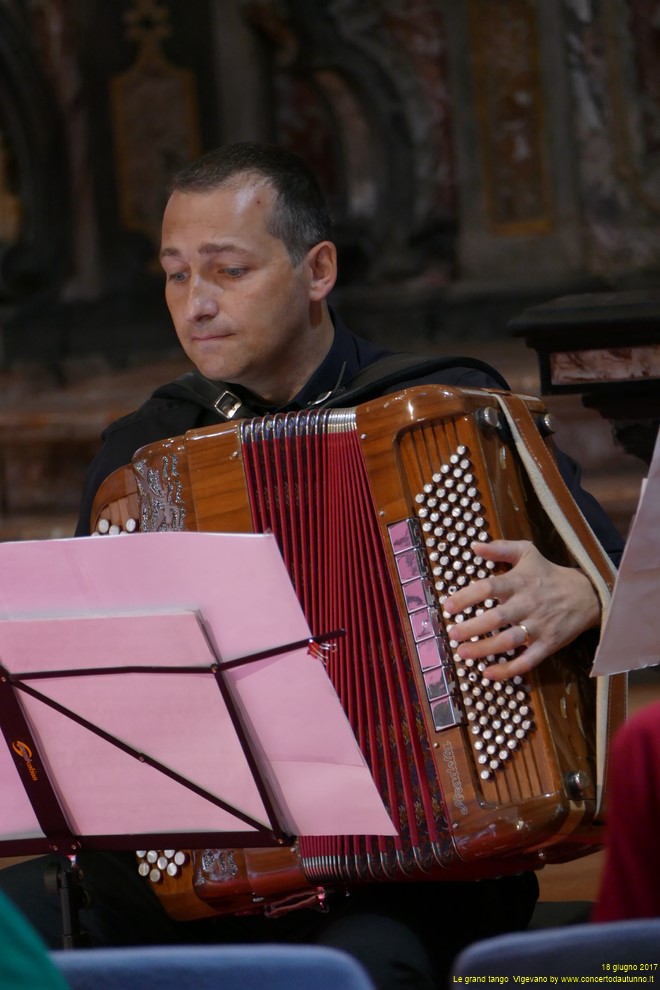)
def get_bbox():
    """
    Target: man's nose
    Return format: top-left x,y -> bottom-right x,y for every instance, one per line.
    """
185,275 -> 219,321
